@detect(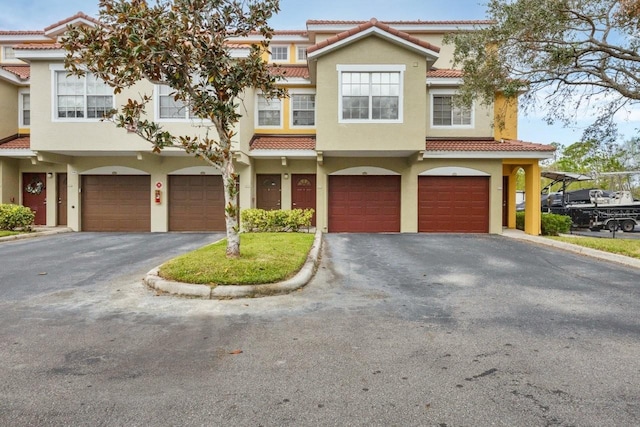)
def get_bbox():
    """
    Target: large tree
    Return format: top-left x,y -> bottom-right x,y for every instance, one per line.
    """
445,0 -> 640,138
63,0 -> 286,257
